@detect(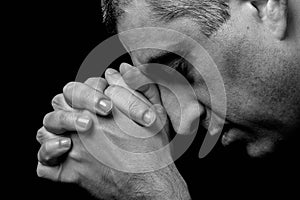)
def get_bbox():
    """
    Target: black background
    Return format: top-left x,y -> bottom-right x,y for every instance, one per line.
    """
18,0 -> 299,199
